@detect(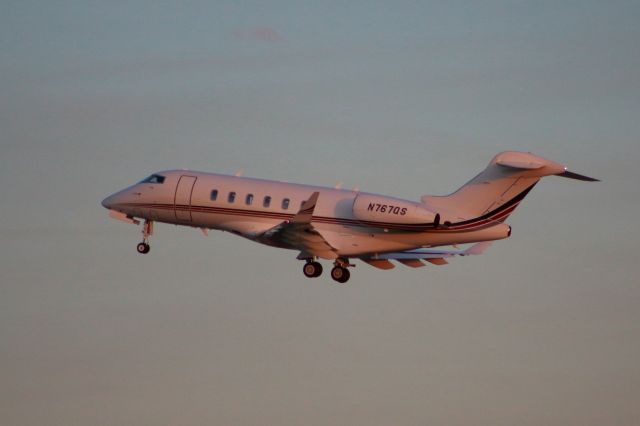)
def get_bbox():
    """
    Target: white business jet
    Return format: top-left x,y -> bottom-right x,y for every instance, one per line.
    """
102,151 -> 597,283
